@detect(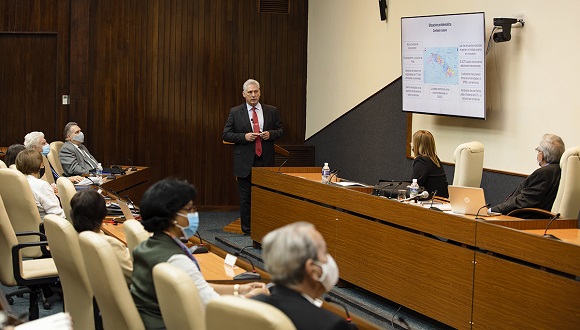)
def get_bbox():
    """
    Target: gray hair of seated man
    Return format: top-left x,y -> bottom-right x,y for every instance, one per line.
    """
538,133 -> 565,164
23,131 -> 45,149
262,222 -> 320,286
